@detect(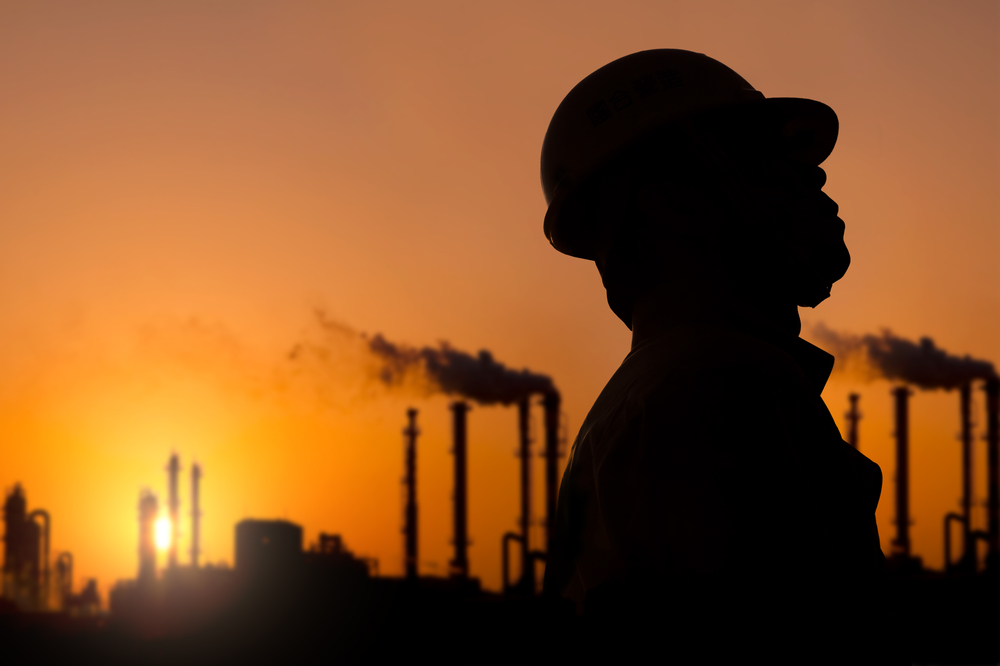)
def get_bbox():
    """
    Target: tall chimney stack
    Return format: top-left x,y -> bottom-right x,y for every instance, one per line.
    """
891,386 -> 912,559
167,454 -> 180,570
845,393 -> 861,449
542,391 -> 561,556
190,463 -> 202,568
985,377 -> 999,568
138,490 -> 158,585
959,383 -> 974,571
517,396 -> 534,593
403,409 -> 419,580
450,401 -> 470,579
